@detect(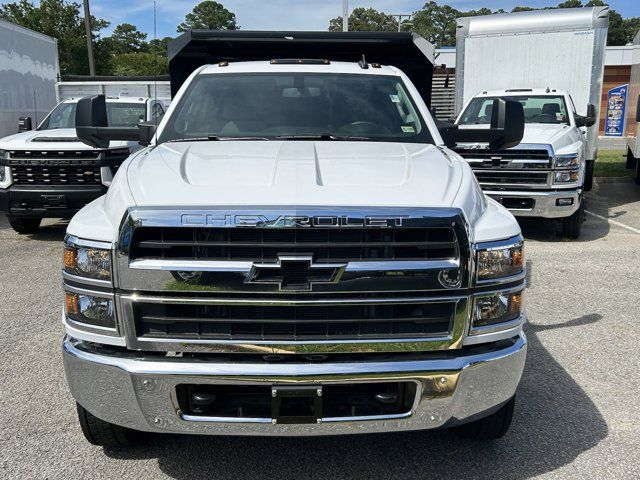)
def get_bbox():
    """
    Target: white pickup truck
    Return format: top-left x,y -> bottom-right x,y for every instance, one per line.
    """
61,32 -> 528,447
454,88 -> 594,238
0,97 -> 166,233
